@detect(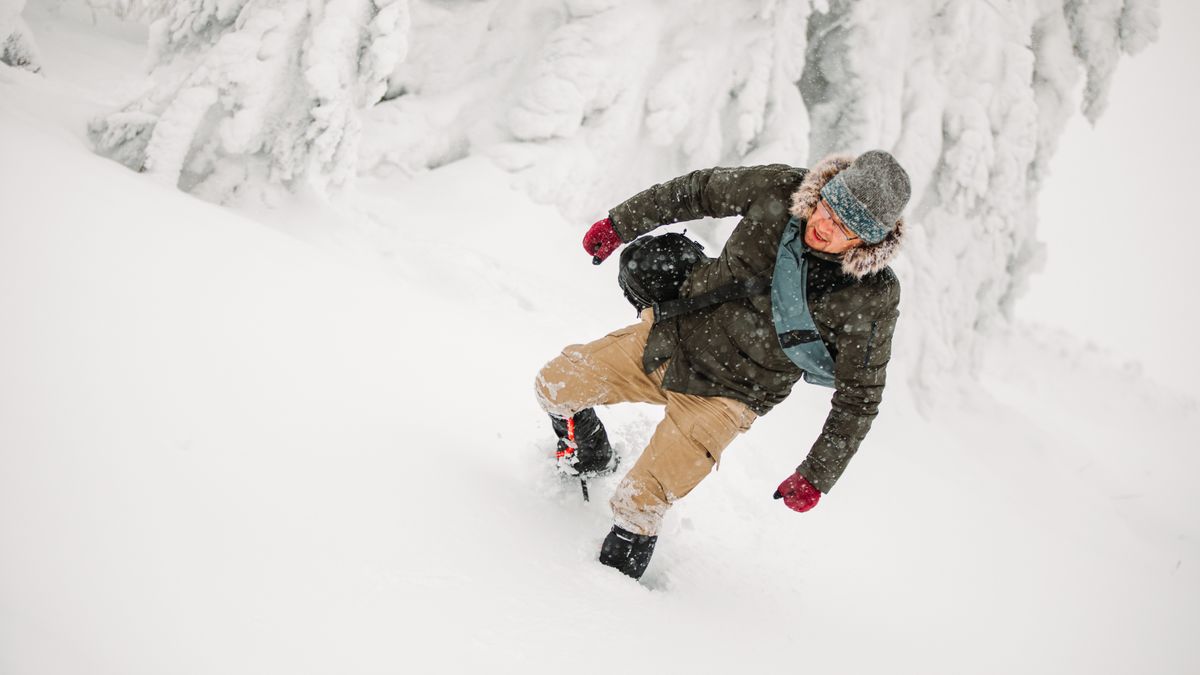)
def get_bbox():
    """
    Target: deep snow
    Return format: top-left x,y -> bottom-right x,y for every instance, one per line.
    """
2,5 -> 1198,675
